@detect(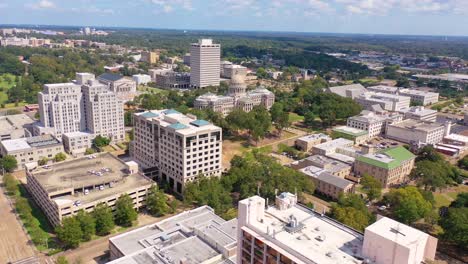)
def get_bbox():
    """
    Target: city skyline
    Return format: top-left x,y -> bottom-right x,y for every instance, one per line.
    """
1,0 -> 468,36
